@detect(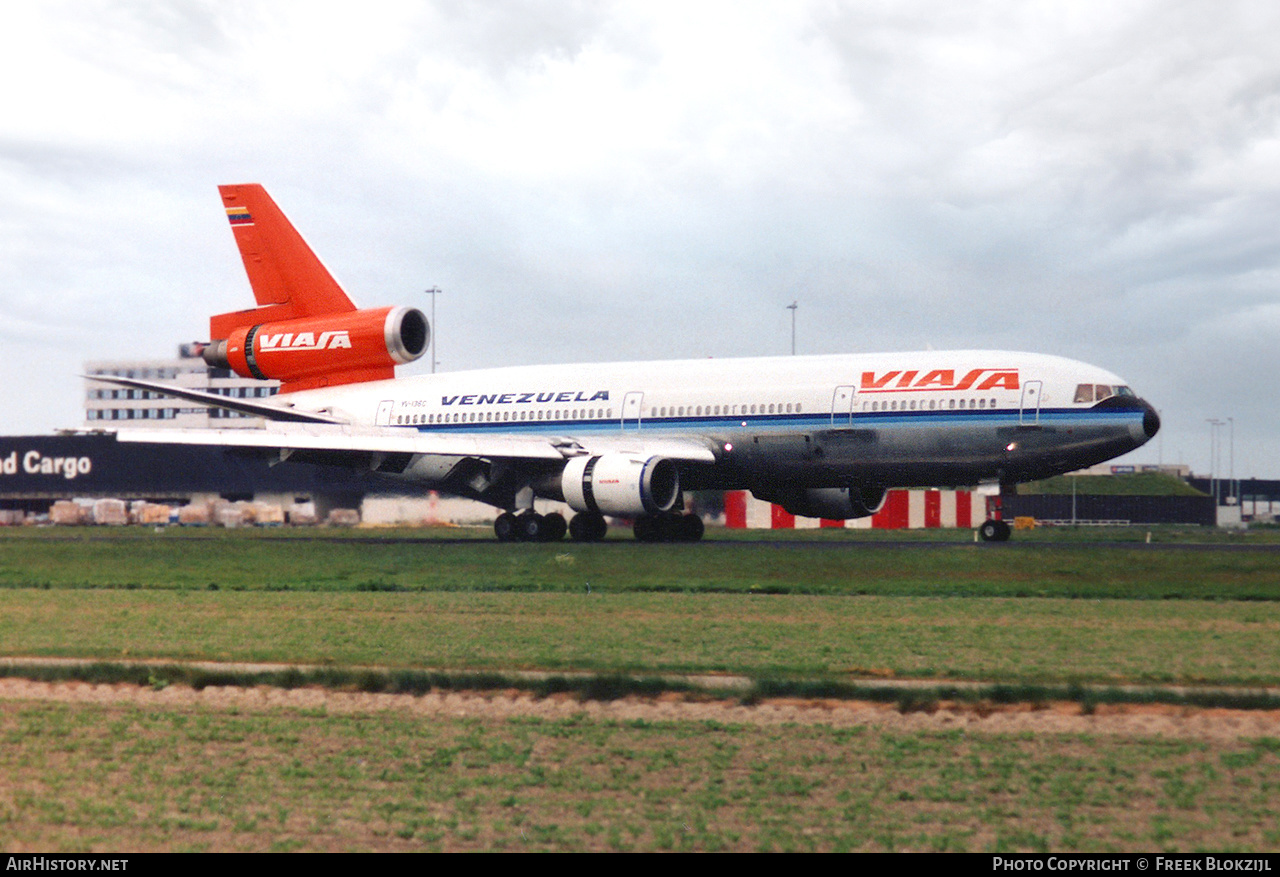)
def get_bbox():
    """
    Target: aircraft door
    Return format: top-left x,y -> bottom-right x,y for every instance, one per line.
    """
831,385 -> 855,426
1019,381 -> 1042,425
376,400 -> 395,426
621,391 -> 644,431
